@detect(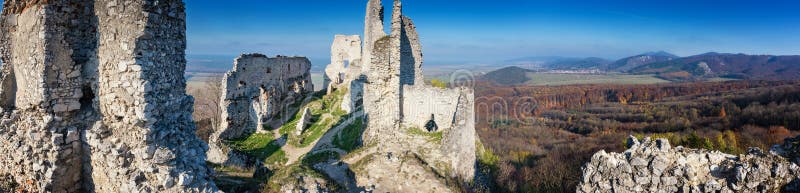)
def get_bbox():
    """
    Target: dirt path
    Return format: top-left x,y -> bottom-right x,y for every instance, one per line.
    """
283,111 -> 364,165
